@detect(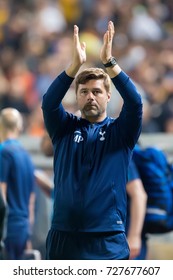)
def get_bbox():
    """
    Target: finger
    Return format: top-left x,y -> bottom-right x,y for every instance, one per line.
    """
109,21 -> 114,32
74,25 -> 79,44
108,21 -> 115,38
104,31 -> 109,44
74,25 -> 79,34
107,29 -> 112,44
